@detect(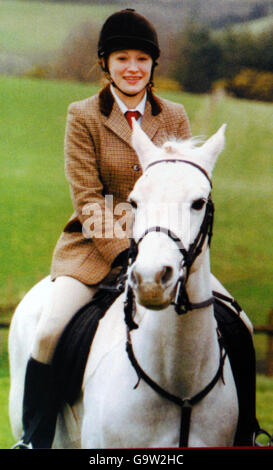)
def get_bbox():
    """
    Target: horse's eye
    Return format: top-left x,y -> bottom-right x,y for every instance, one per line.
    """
192,198 -> 206,210
129,199 -> 138,209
